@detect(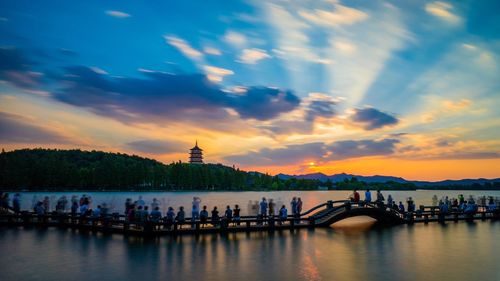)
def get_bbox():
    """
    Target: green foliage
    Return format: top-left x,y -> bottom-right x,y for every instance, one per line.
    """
2,149 -> 497,191
0,148 -> 316,191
